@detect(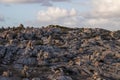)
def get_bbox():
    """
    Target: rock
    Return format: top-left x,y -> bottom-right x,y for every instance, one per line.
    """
2,71 -> 10,77
68,60 -> 74,66
56,76 -> 73,80
21,65 -> 29,78
0,46 -> 6,58
0,76 -> 10,80
42,36 -> 52,45
16,57 -> 37,66
13,64 -> 23,69
26,40 -> 33,48
22,78 -> 29,80
0,25 -> 120,80
74,57 -> 81,66
32,78 -> 40,80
